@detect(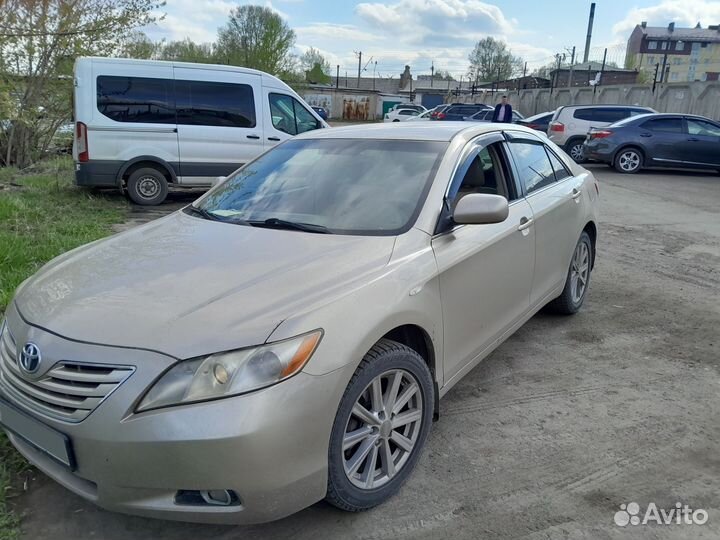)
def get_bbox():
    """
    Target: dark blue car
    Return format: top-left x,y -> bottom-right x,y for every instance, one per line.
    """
433,103 -> 490,121
312,106 -> 328,121
583,113 -> 720,173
